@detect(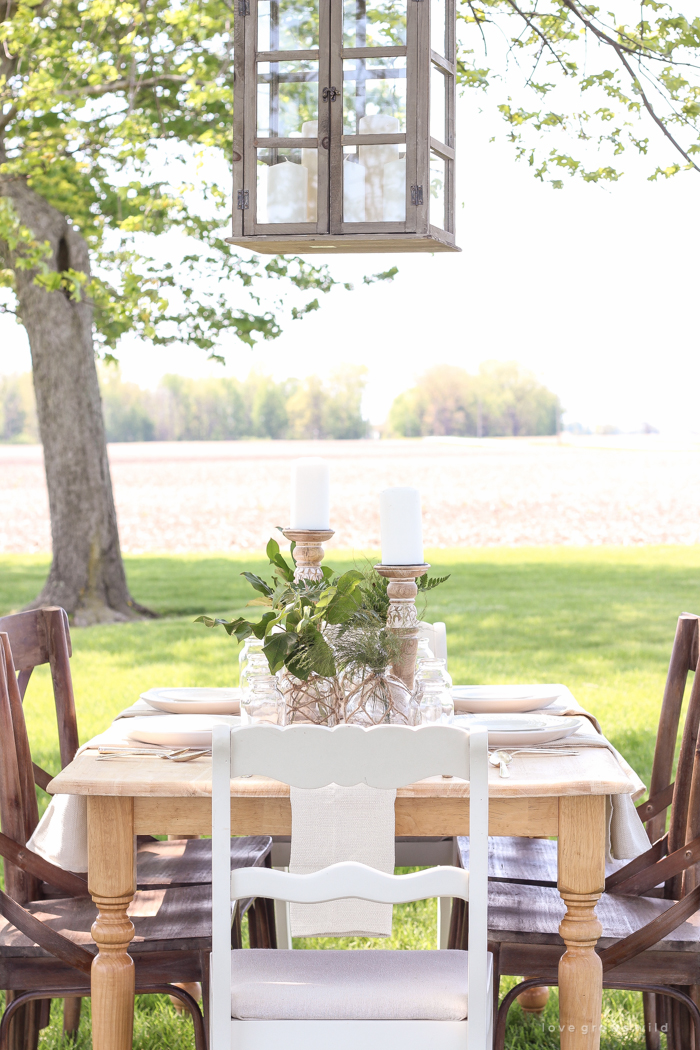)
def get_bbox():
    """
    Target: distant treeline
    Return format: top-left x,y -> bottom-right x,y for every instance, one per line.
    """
0,367 -> 370,442
1,359 -> 561,443
387,362 -> 560,438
